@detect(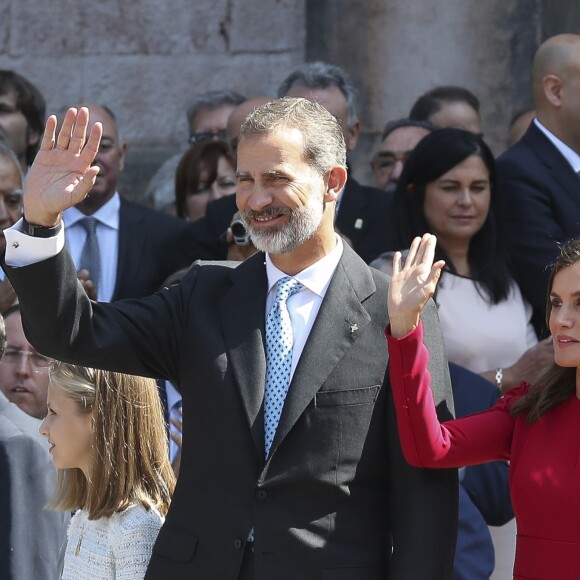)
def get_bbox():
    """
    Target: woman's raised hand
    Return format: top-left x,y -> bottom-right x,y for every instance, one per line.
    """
388,234 -> 445,338
23,107 -> 102,226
